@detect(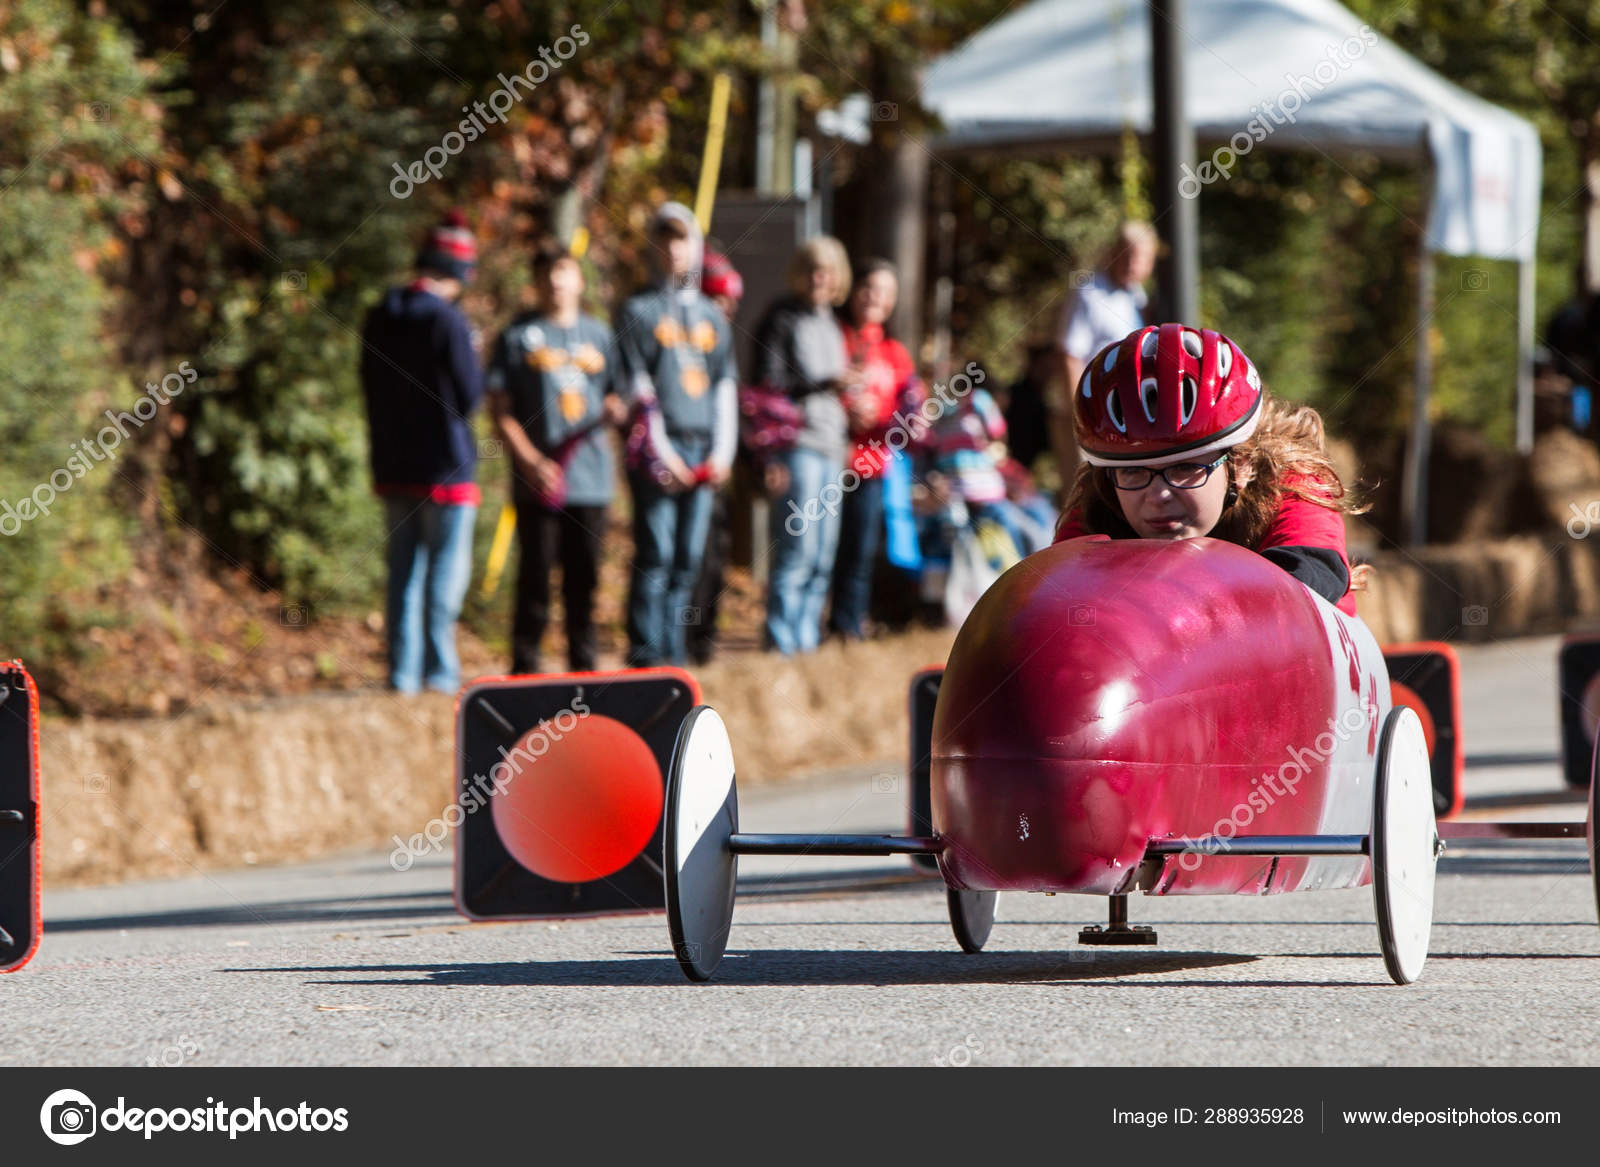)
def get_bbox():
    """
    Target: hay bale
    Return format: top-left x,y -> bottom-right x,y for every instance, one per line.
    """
39,629 -> 961,887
